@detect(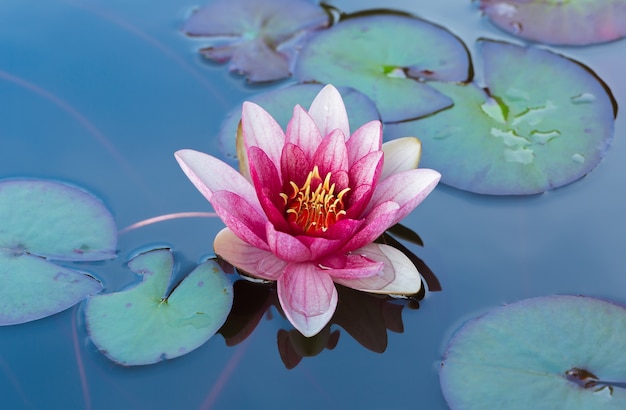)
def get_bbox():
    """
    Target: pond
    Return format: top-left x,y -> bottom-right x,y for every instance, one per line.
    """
1,0 -> 625,408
